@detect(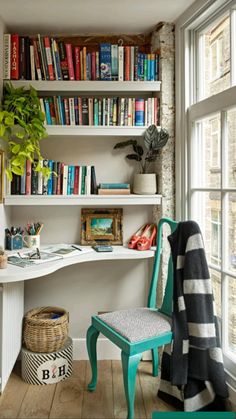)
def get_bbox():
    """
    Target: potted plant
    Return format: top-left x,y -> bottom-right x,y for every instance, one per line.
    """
0,82 -> 50,181
0,247 -> 7,269
114,125 -> 169,194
